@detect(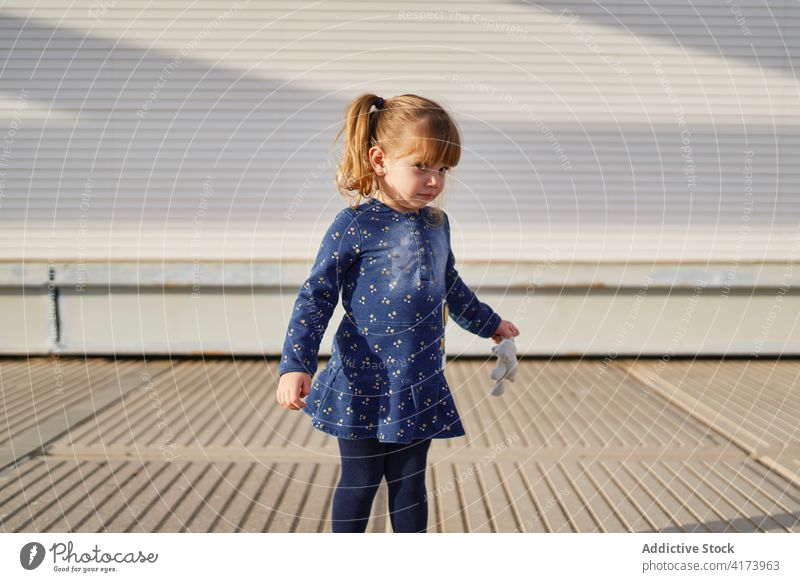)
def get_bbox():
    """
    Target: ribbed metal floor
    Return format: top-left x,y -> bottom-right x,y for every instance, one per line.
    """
1,357 -> 798,532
